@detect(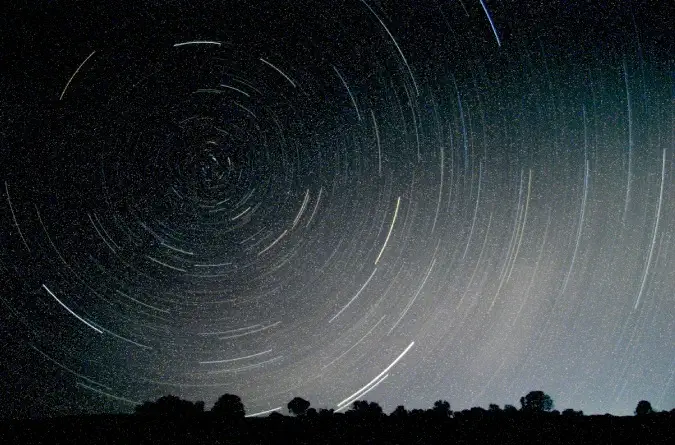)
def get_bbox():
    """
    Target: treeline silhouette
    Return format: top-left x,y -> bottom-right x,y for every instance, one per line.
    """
1,391 -> 673,444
